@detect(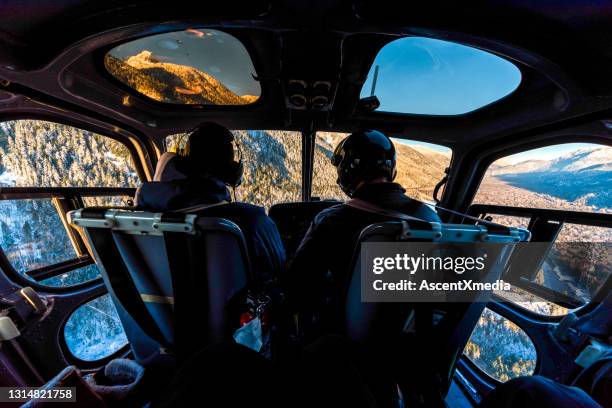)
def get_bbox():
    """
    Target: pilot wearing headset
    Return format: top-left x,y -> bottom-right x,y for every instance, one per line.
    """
287,130 -> 441,333
135,122 -> 286,288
